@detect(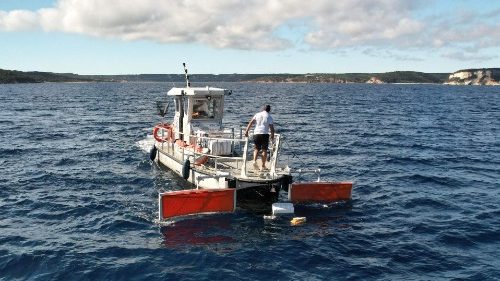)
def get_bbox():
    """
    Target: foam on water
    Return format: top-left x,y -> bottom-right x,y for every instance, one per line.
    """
136,135 -> 155,153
